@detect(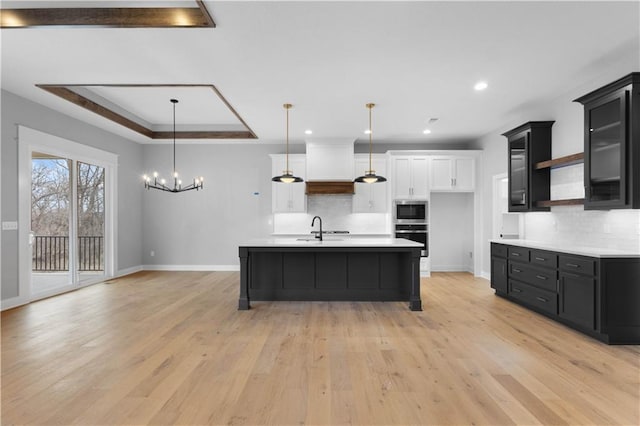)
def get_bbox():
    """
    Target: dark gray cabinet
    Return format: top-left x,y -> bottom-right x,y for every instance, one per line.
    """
574,73 -> 640,210
490,243 -> 508,293
490,242 -> 639,344
559,271 -> 596,330
502,122 -> 554,212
